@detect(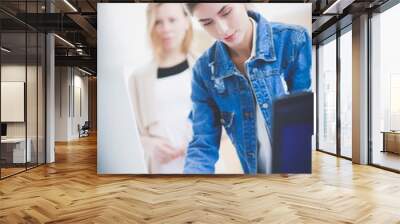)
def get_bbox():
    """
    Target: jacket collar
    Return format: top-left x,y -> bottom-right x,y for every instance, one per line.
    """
211,10 -> 276,79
